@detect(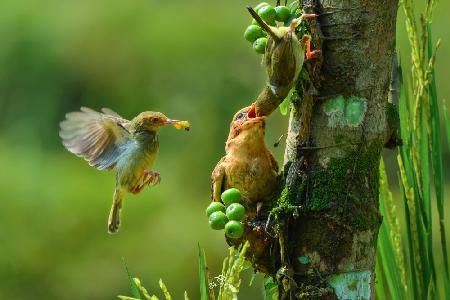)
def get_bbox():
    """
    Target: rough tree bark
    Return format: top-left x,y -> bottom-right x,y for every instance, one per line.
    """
236,0 -> 399,299
281,0 -> 398,298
